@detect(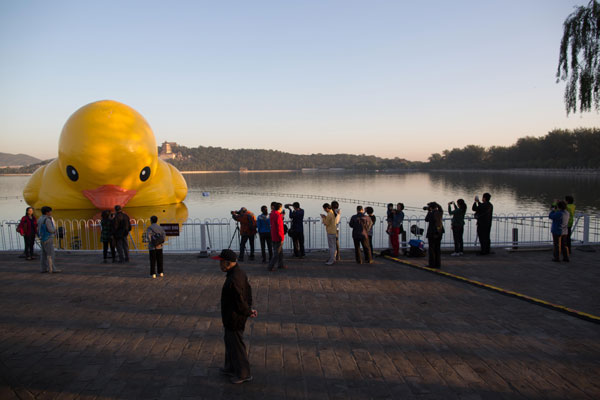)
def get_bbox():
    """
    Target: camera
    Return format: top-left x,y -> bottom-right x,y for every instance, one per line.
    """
422,206 -> 429,211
